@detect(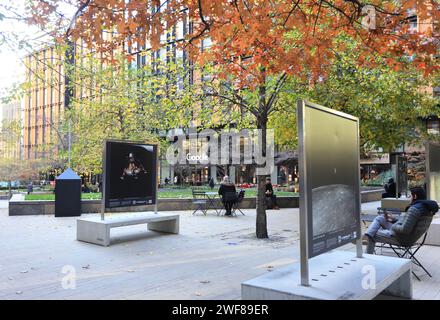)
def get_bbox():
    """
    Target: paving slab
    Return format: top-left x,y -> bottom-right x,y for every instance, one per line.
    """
0,200 -> 439,299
